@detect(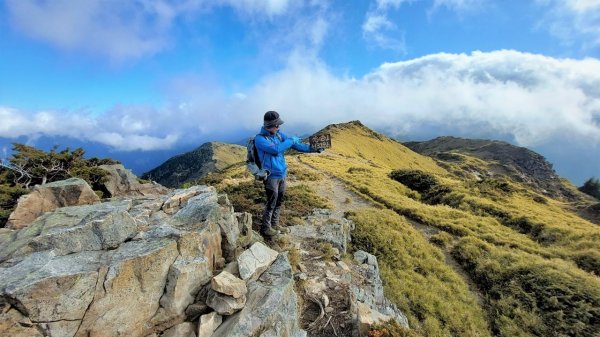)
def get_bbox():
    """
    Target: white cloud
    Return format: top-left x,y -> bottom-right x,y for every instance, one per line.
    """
3,0 -> 310,61
2,50 -> 600,152
362,7 -> 406,52
537,0 -> 600,49
4,0 -> 193,61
